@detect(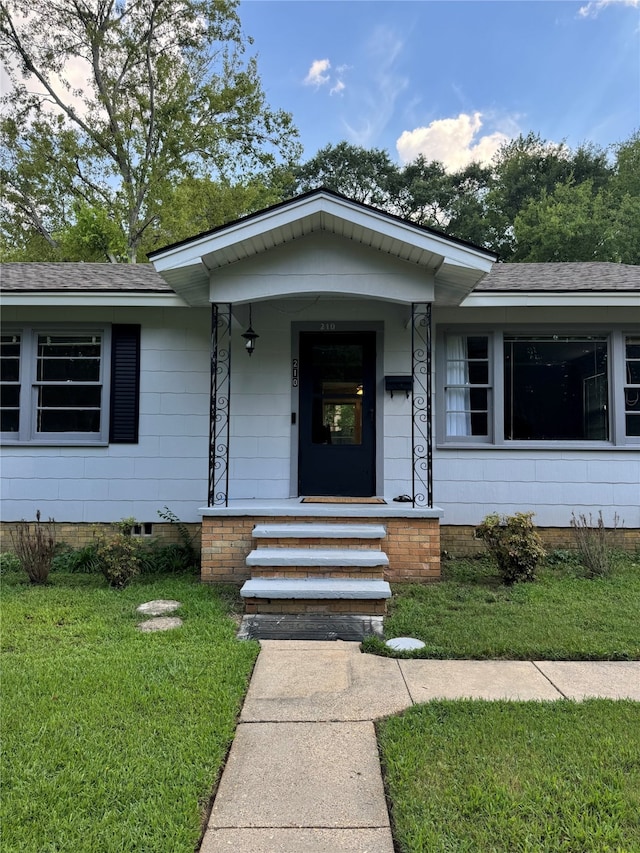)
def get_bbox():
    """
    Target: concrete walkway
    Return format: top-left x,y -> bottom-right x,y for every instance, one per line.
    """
200,642 -> 640,853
